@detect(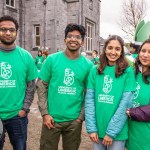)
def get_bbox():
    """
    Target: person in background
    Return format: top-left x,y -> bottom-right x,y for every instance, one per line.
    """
126,39 -> 150,150
37,23 -> 93,150
42,49 -> 49,59
91,50 -> 99,65
129,43 -> 139,58
85,35 -> 136,150
126,43 -> 140,68
0,15 -> 37,150
35,50 -> 45,72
